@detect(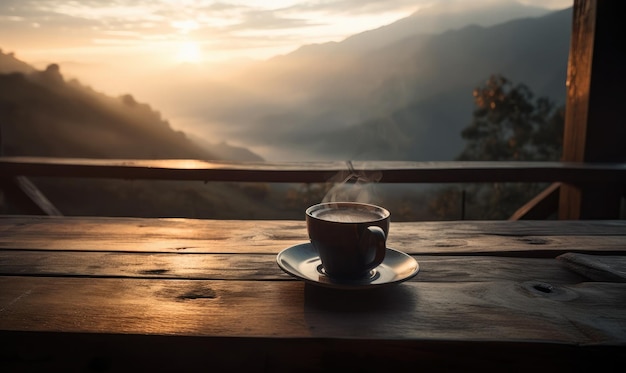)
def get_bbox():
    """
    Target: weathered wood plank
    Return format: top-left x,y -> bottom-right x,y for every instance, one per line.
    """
1,157 -> 625,183
557,252 -> 626,282
1,216 -> 625,371
0,251 -> 587,283
560,0 -> 626,219
1,216 -> 625,256
1,276 -> 625,344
